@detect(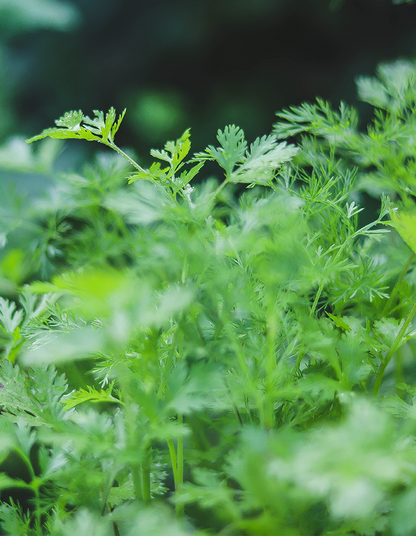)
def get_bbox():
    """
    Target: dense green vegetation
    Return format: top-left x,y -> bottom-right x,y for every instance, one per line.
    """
1,58 -> 416,535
